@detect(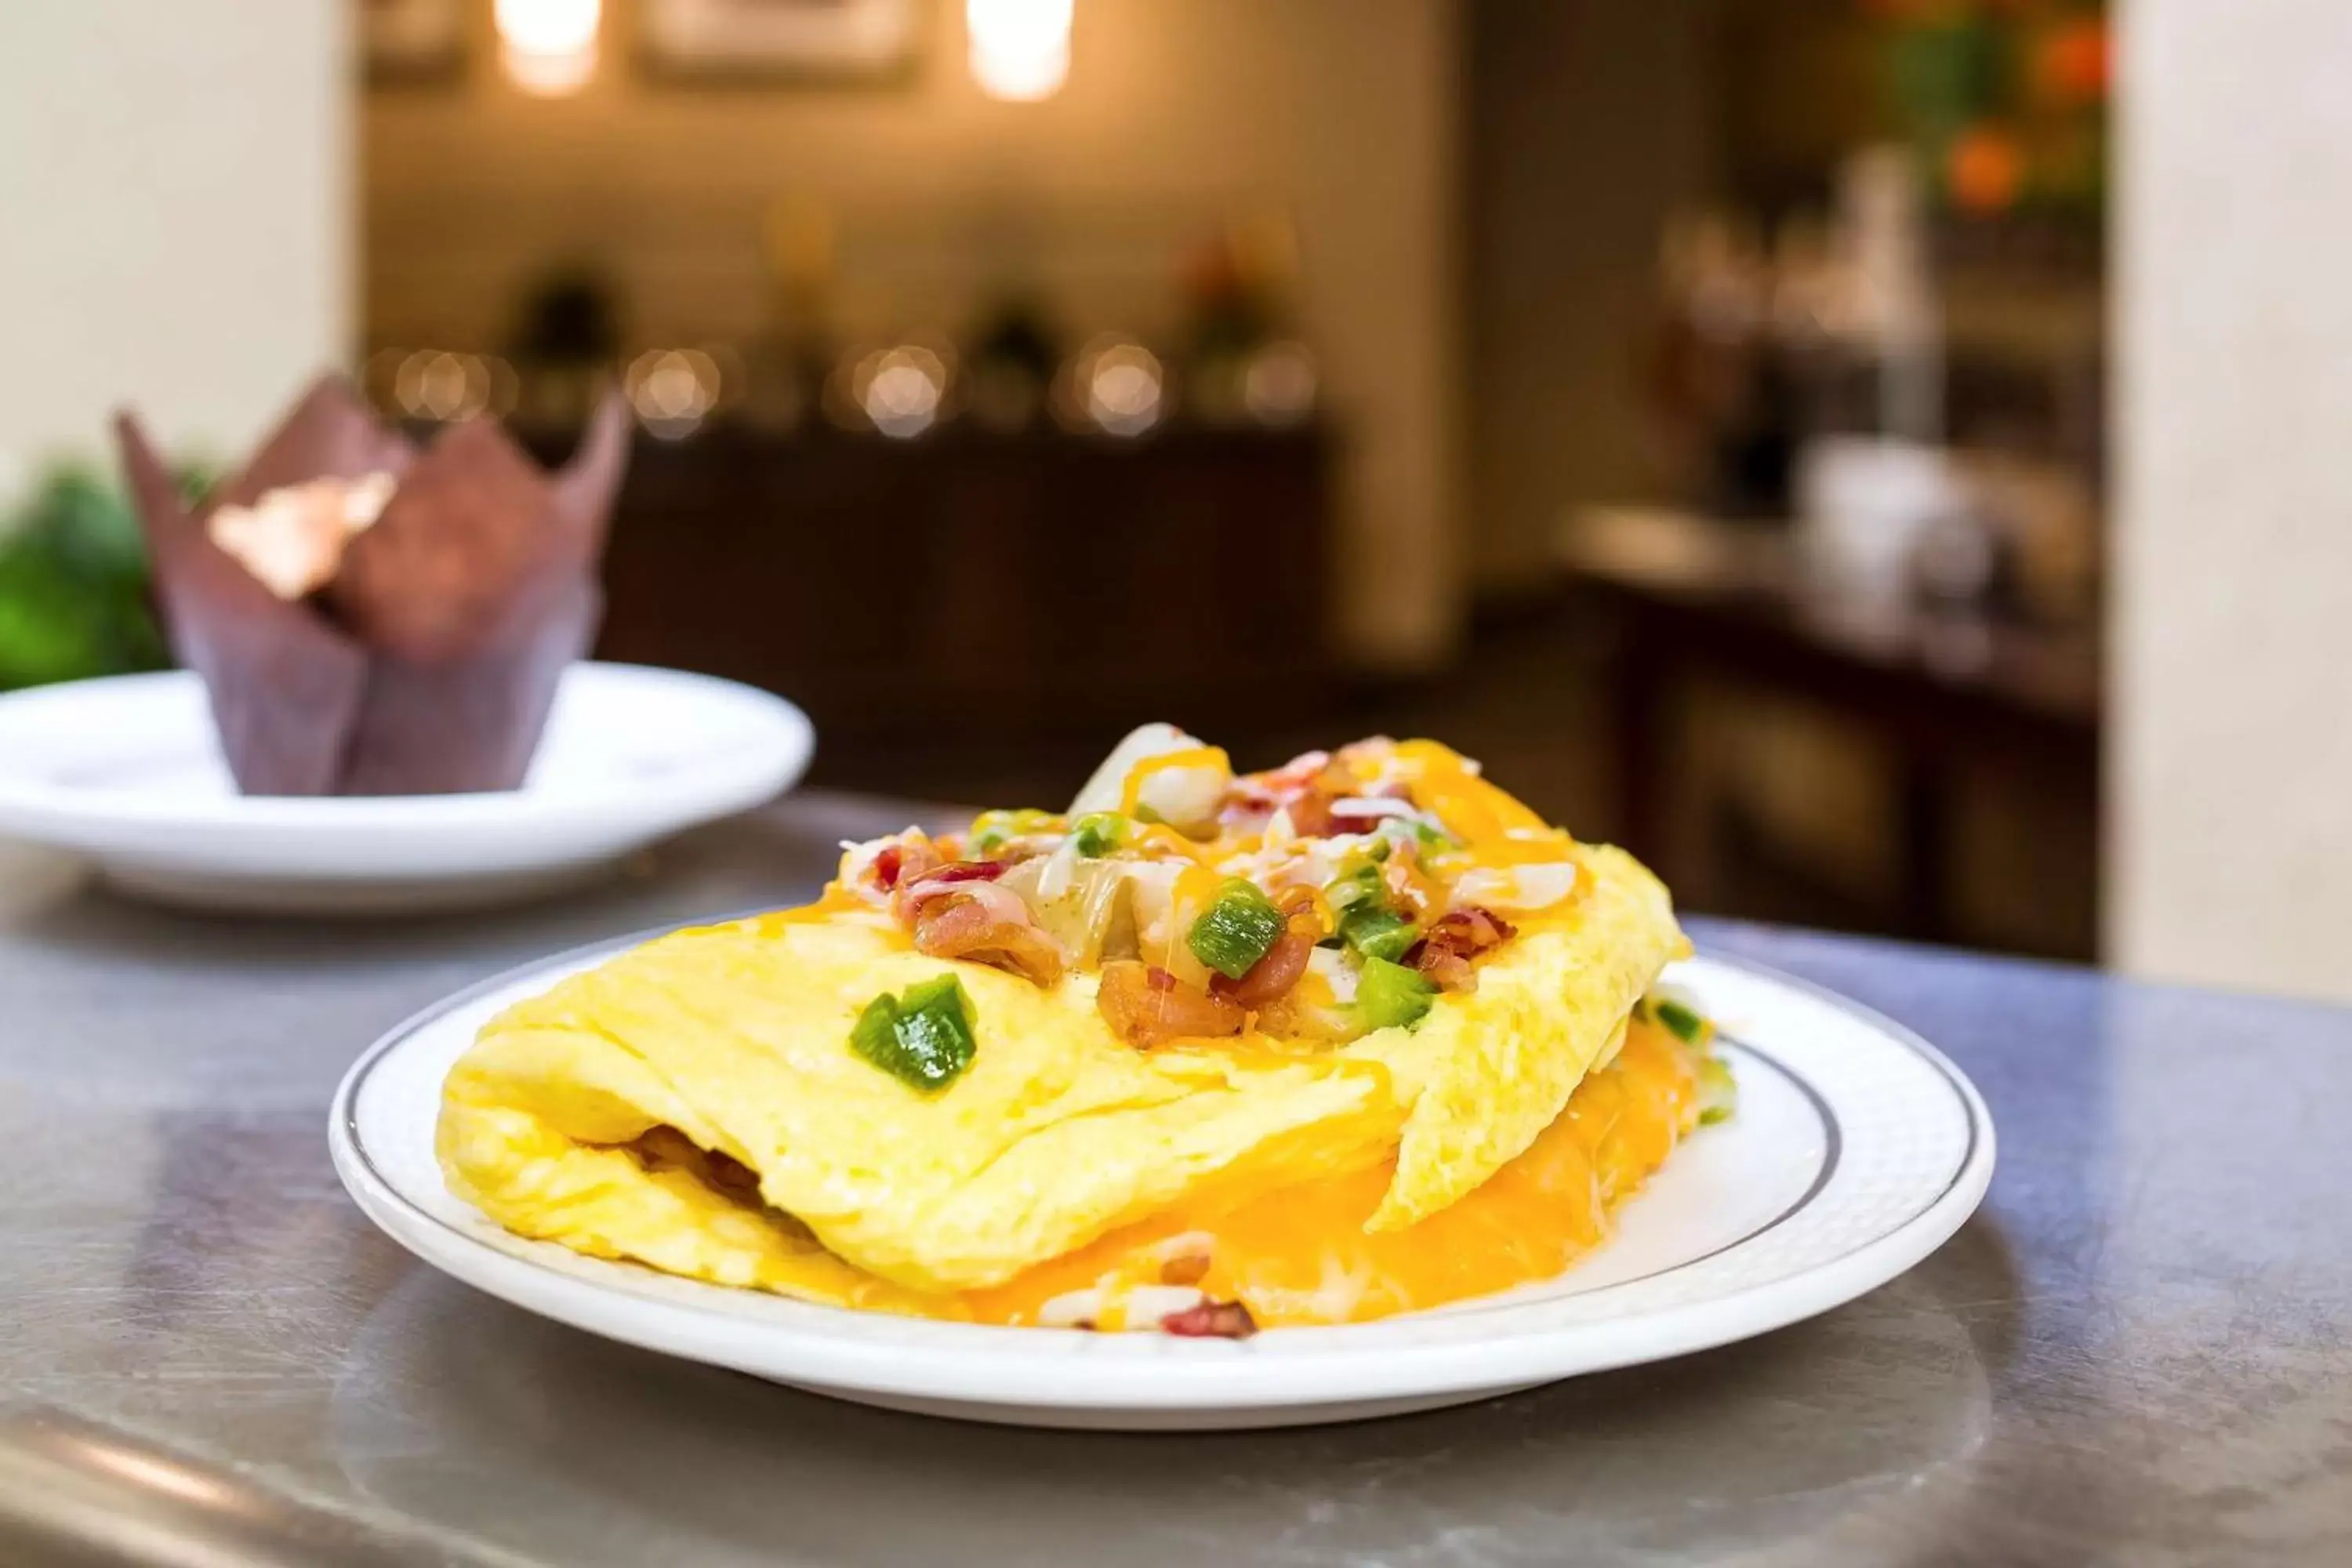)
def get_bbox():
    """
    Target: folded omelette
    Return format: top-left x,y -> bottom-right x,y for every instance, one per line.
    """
439,728 -> 1734,1333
